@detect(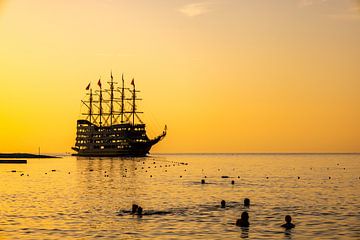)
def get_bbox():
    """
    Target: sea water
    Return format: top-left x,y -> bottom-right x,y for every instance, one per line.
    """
0,154 -> 359,239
